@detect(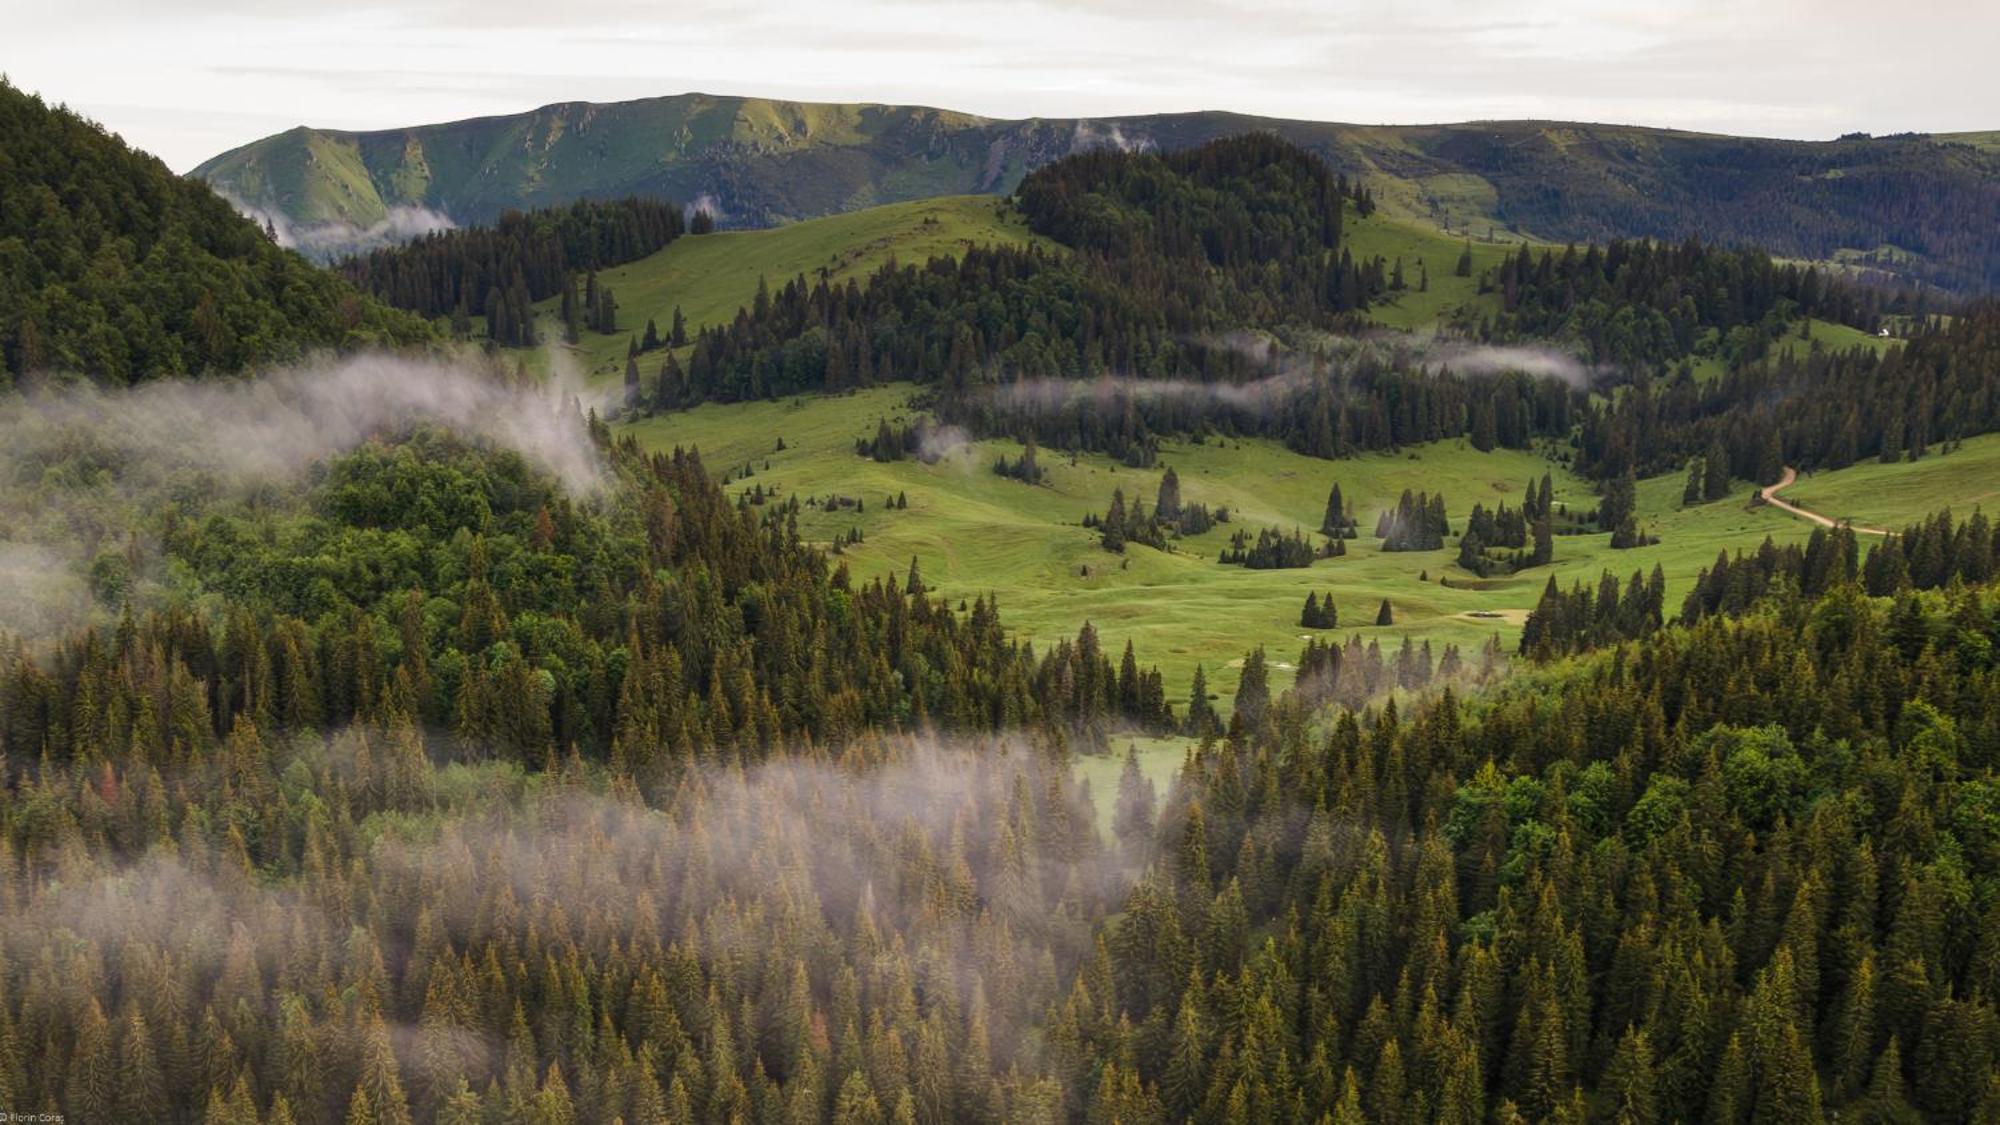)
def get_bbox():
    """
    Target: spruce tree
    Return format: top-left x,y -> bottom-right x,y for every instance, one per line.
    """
1156,466 -> 1182,521
1704,439 -> 1732,501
